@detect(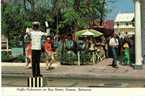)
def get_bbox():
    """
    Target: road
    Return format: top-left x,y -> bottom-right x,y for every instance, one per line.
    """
2,59 -> 145,87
